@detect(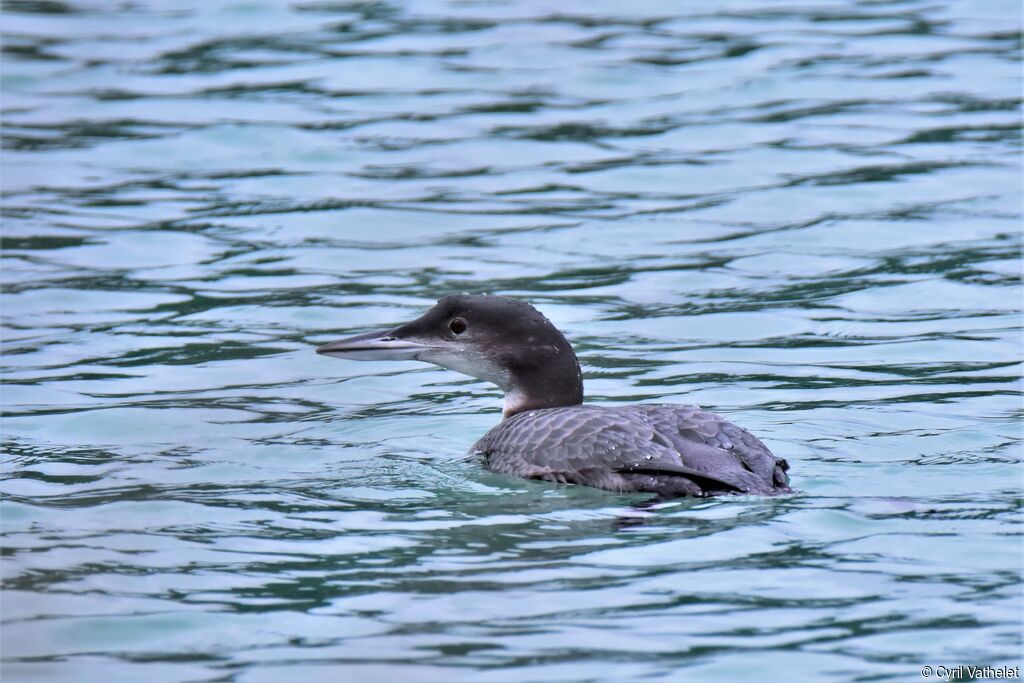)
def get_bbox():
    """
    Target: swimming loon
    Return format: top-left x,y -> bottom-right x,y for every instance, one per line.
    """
316,294 -> 790,498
